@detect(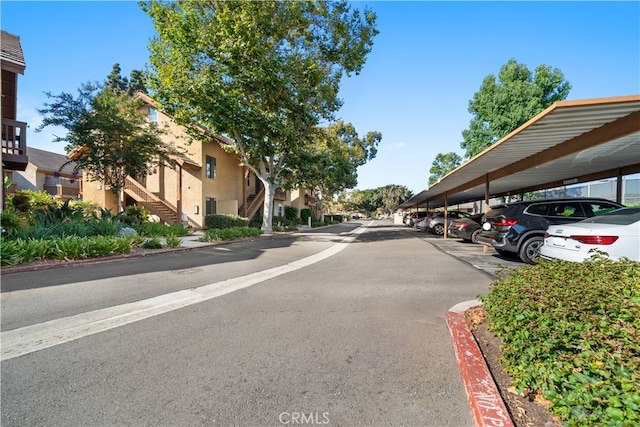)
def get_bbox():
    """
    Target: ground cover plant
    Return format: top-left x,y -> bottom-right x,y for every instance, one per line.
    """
198,227 -> 263,242
481,257 -> 640,426
0,190 -> 190,266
